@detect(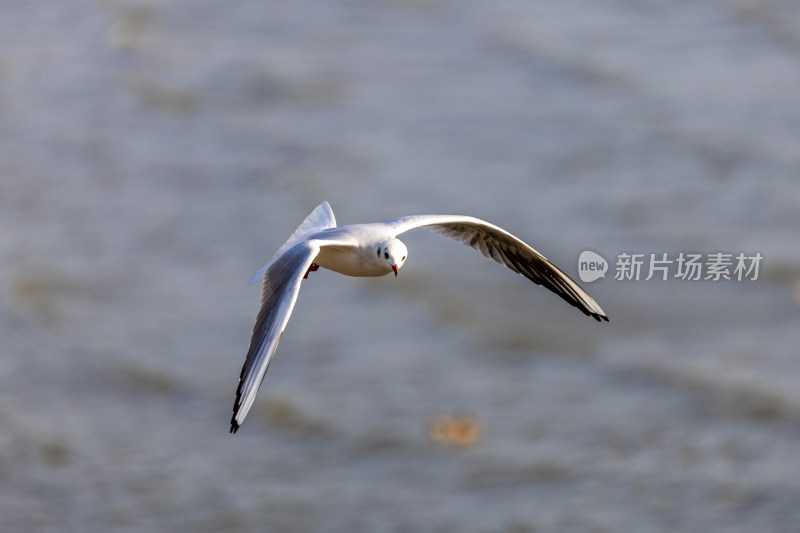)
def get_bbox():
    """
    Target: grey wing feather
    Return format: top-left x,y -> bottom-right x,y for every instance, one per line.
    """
385,215 -> 608,322
232,242 -> 319,433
